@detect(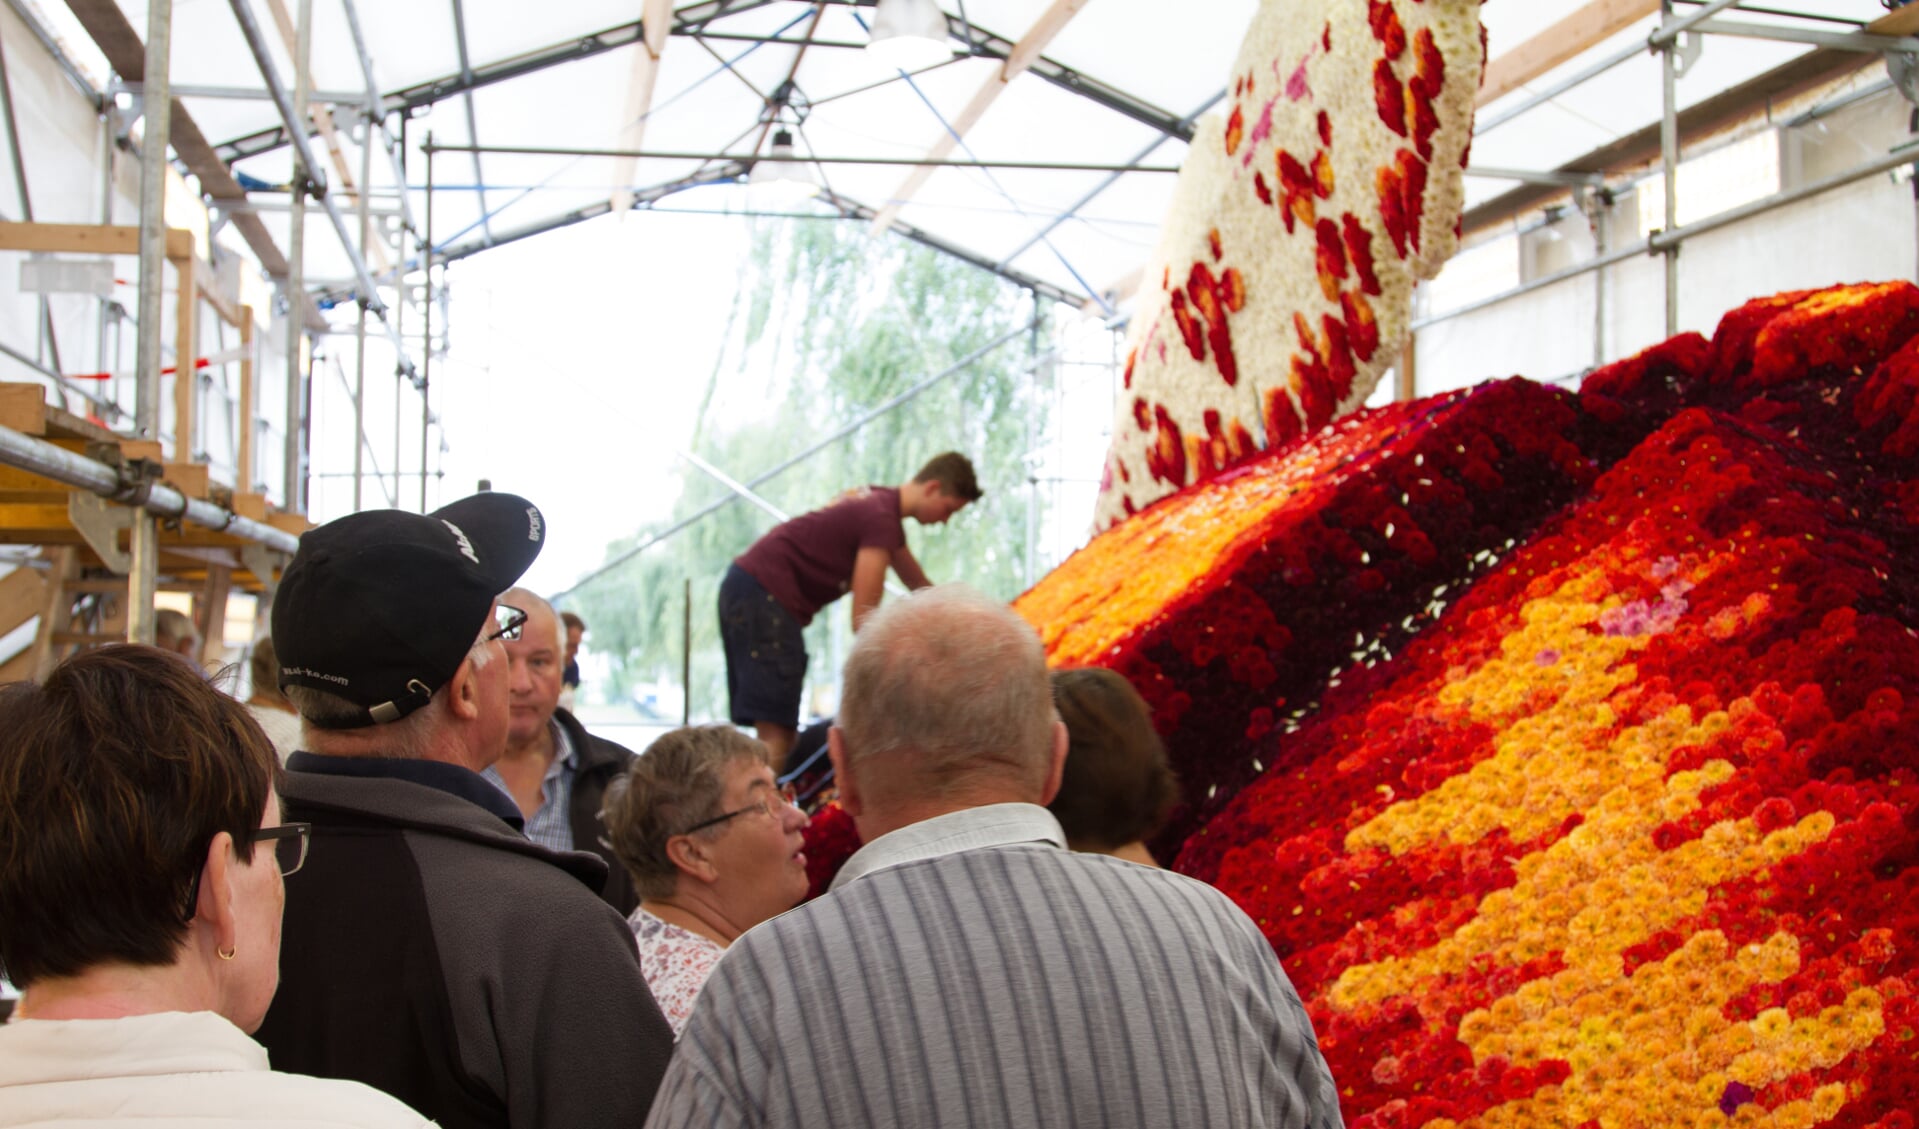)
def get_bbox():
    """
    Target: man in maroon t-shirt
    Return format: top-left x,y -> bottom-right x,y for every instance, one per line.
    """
721,453 -> 982,763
